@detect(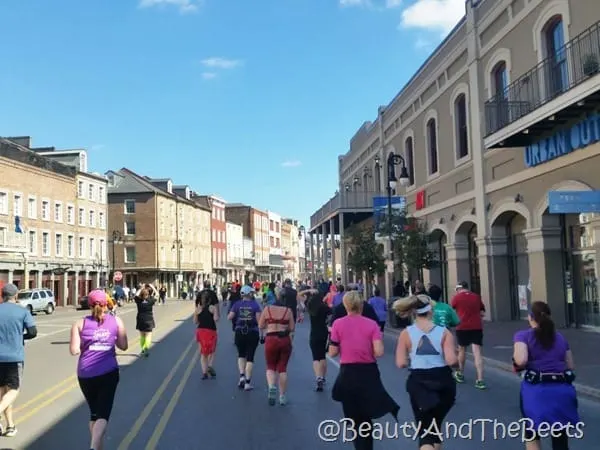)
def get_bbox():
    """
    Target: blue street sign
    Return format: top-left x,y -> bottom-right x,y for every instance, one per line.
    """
548,191 -> 600,214
373,196 -> 406,231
